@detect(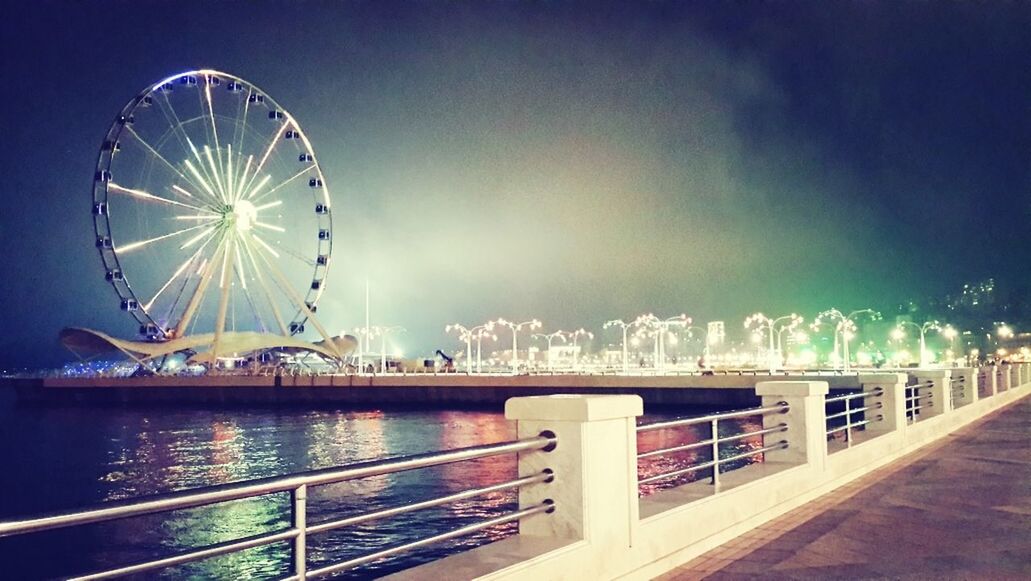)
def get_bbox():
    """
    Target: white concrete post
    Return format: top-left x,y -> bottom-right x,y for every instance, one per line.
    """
998,364 -> 1012,391
506,394 -> 643,548
754,381 -> 828,470
951,367 -> 977,407
858,373 -> 907,435
984,366 -> 998,396
912,369 -> 951,416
